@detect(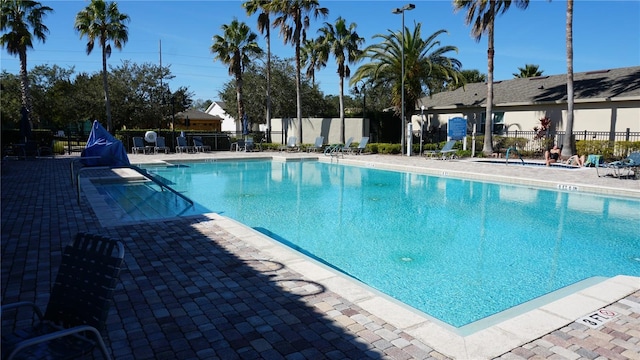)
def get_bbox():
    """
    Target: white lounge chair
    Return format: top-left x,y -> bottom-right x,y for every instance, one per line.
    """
346,137 -> 369,155
307,136 -> 324,152
425,140 -> 457,160
279,136 -> 299,152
